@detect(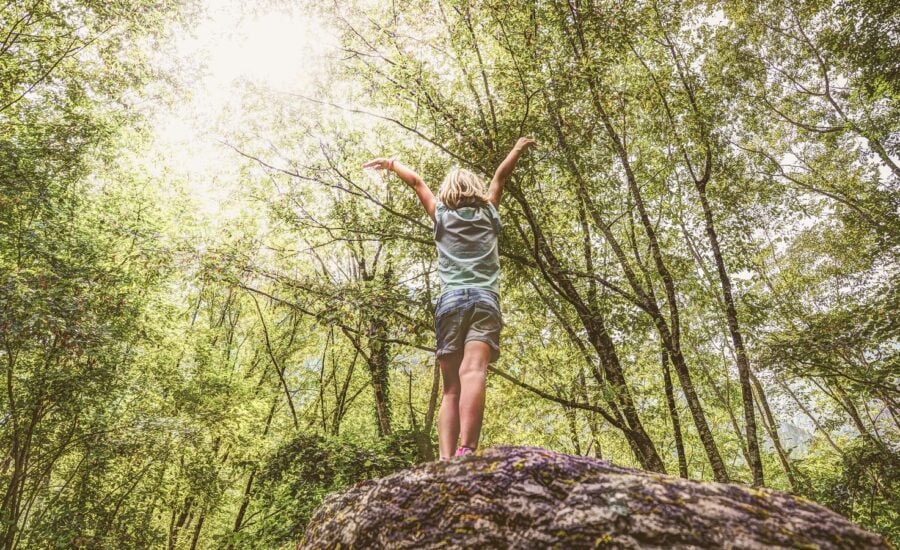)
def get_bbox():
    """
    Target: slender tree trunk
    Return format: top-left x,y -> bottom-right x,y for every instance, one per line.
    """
332,346 -> 360,435
189,513 -> 205,550
230,398 -> 277,545
577,368 -> 604,459
662,333 -> 730,482
415,361 -> 441,462
231,472 -> 255,538
662,348 -> 689,478
695,354 -> 751,464
566,403 -> 582,455
169,496 -> 193,550
751,375 -> 798,492
586,320 -> 667,473
542,39 -> 728,480
2,400 -> 41,550
250,294 -> 299,429
368,314 -> 393,437
528,279 -> 629,434
829,381 -> 883,448
507,187 -> 666,473
696,189 -> 765,486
